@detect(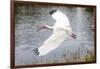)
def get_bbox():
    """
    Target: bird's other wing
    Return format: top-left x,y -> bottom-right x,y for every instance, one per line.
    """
38,34 -> 59,56
38,30 -> 67,56
52,10 -> 71,27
